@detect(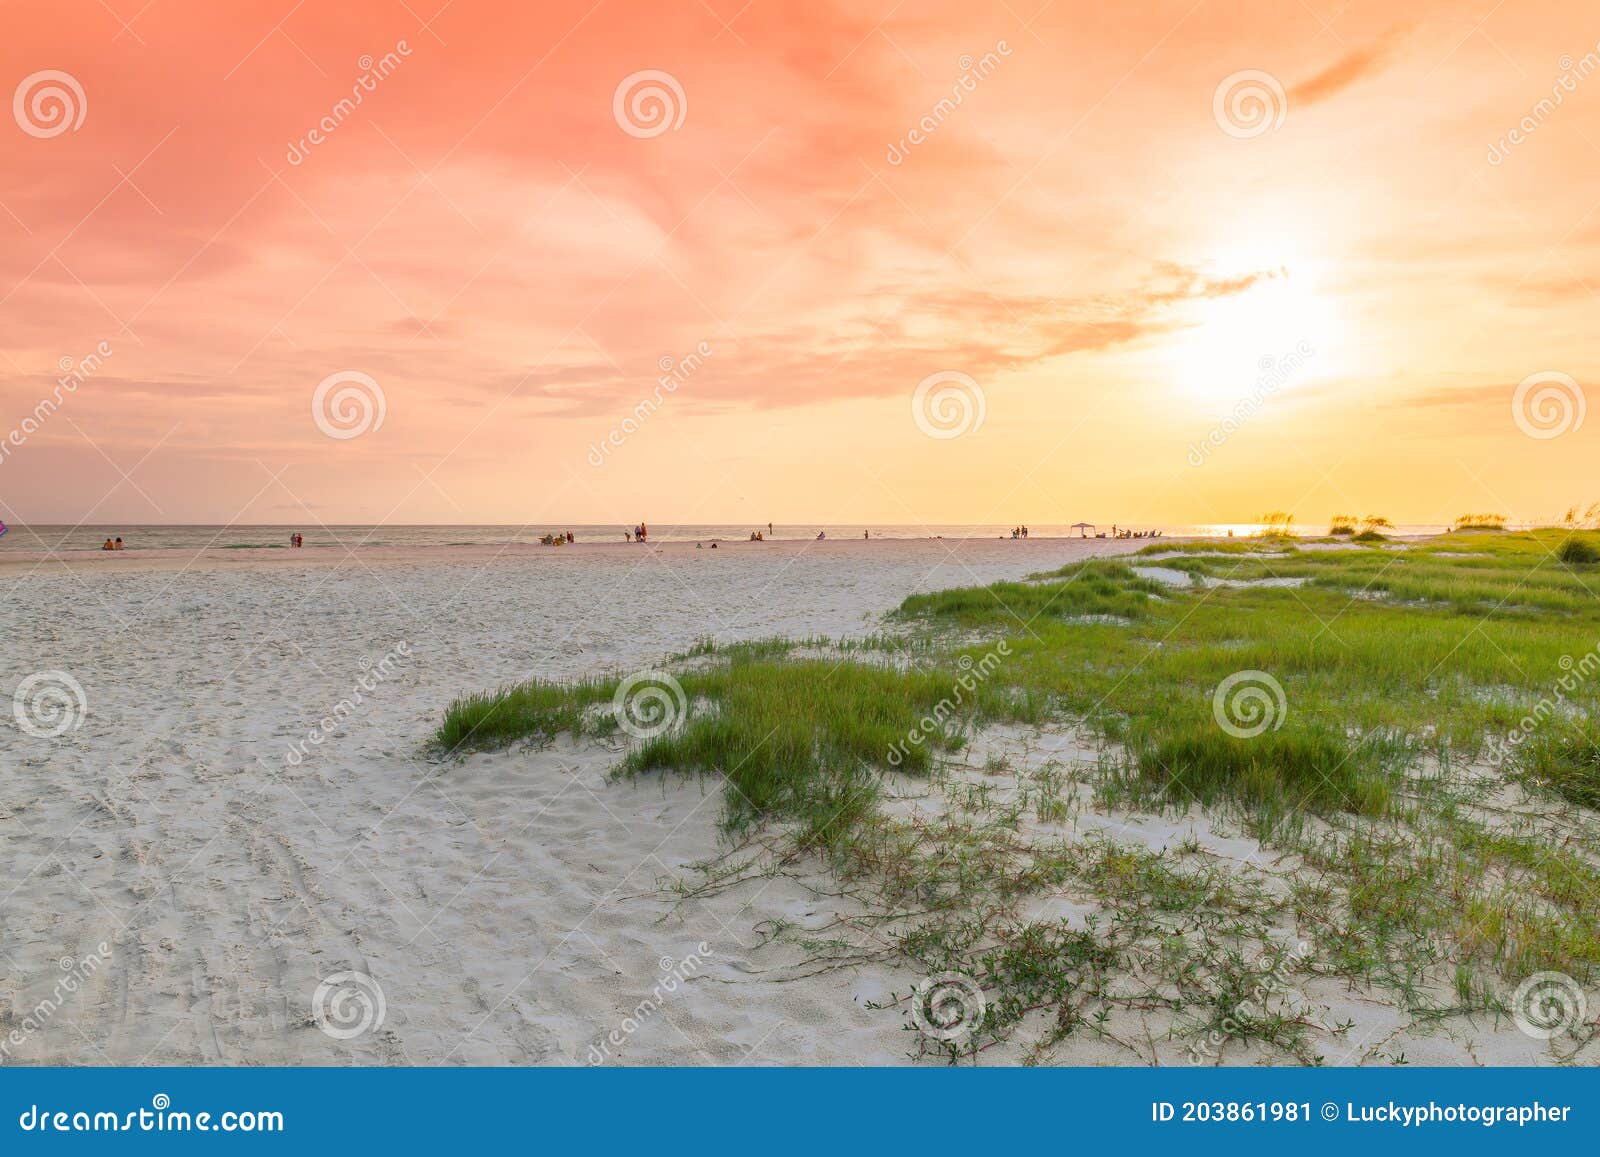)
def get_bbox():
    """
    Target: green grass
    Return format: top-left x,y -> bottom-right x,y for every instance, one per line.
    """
1127,726 -> 1393,824
1557,536 -> 1600,566
1513,720 -> 1600,809
435,528 -> 1600,1060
